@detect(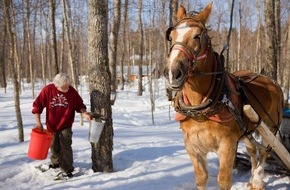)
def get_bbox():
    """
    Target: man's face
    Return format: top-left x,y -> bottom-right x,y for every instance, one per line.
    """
58,82 -> 70,93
